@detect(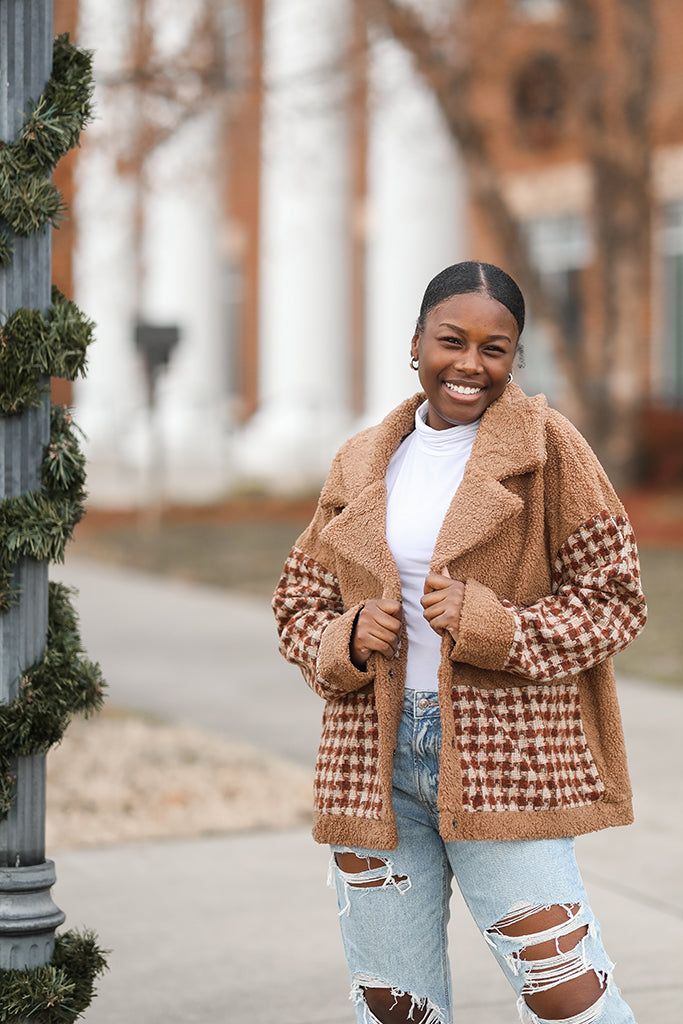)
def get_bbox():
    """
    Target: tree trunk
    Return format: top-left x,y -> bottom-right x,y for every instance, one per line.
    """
566,0 -> 655,485
356,0 -> 656,482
